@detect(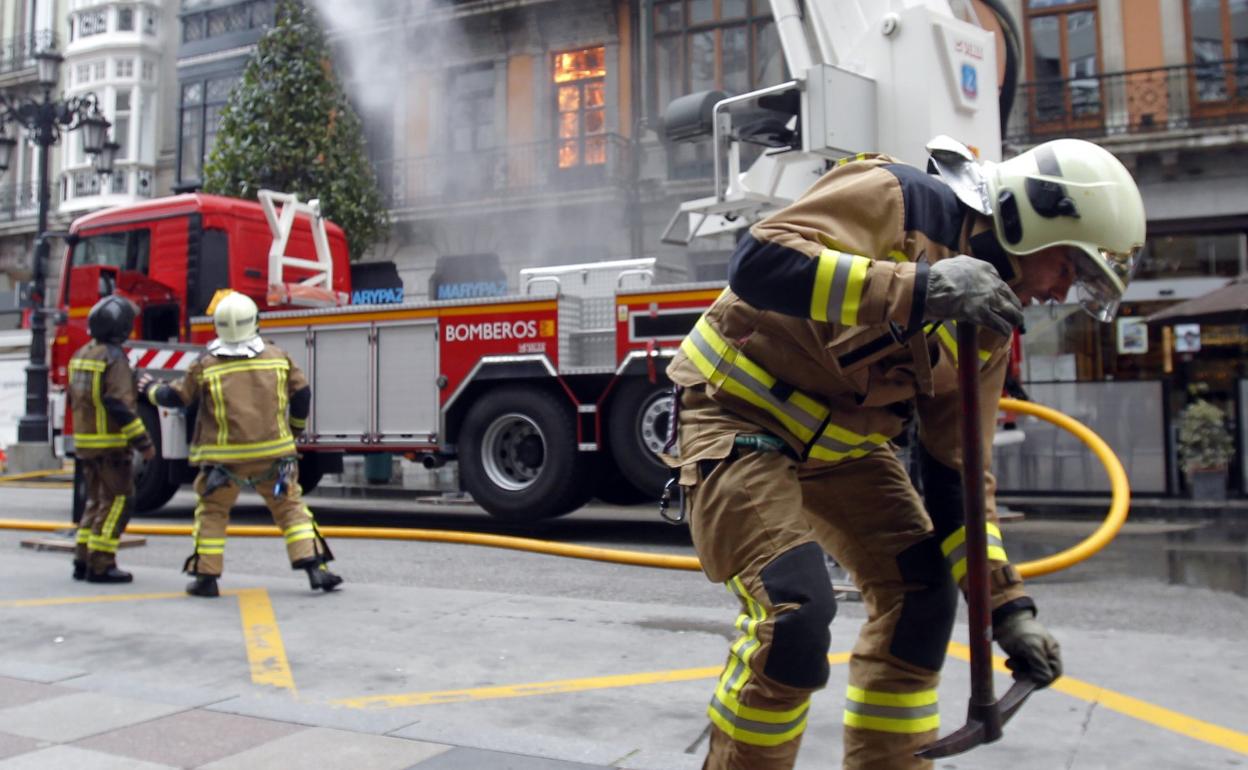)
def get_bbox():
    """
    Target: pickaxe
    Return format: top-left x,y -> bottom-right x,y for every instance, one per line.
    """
916,322 -> 1036,759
